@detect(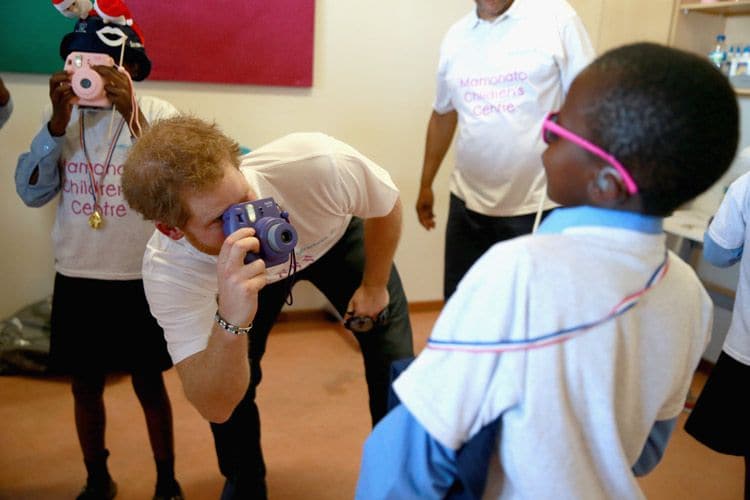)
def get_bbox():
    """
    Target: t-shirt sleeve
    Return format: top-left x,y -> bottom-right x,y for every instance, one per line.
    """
557,14 -> 595,94
394,242 -> 530,450
329,140 -> 400,219
706,172 -> 749,252
142,240 -> 218,364
433,29 -> 456,114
